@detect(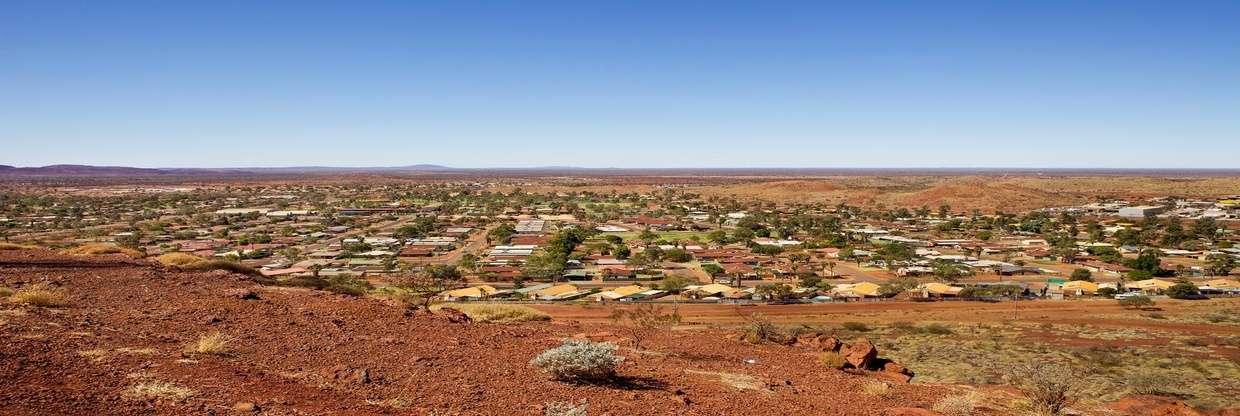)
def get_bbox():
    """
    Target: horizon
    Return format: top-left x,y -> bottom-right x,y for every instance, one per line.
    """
3,1 -> 1240,169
